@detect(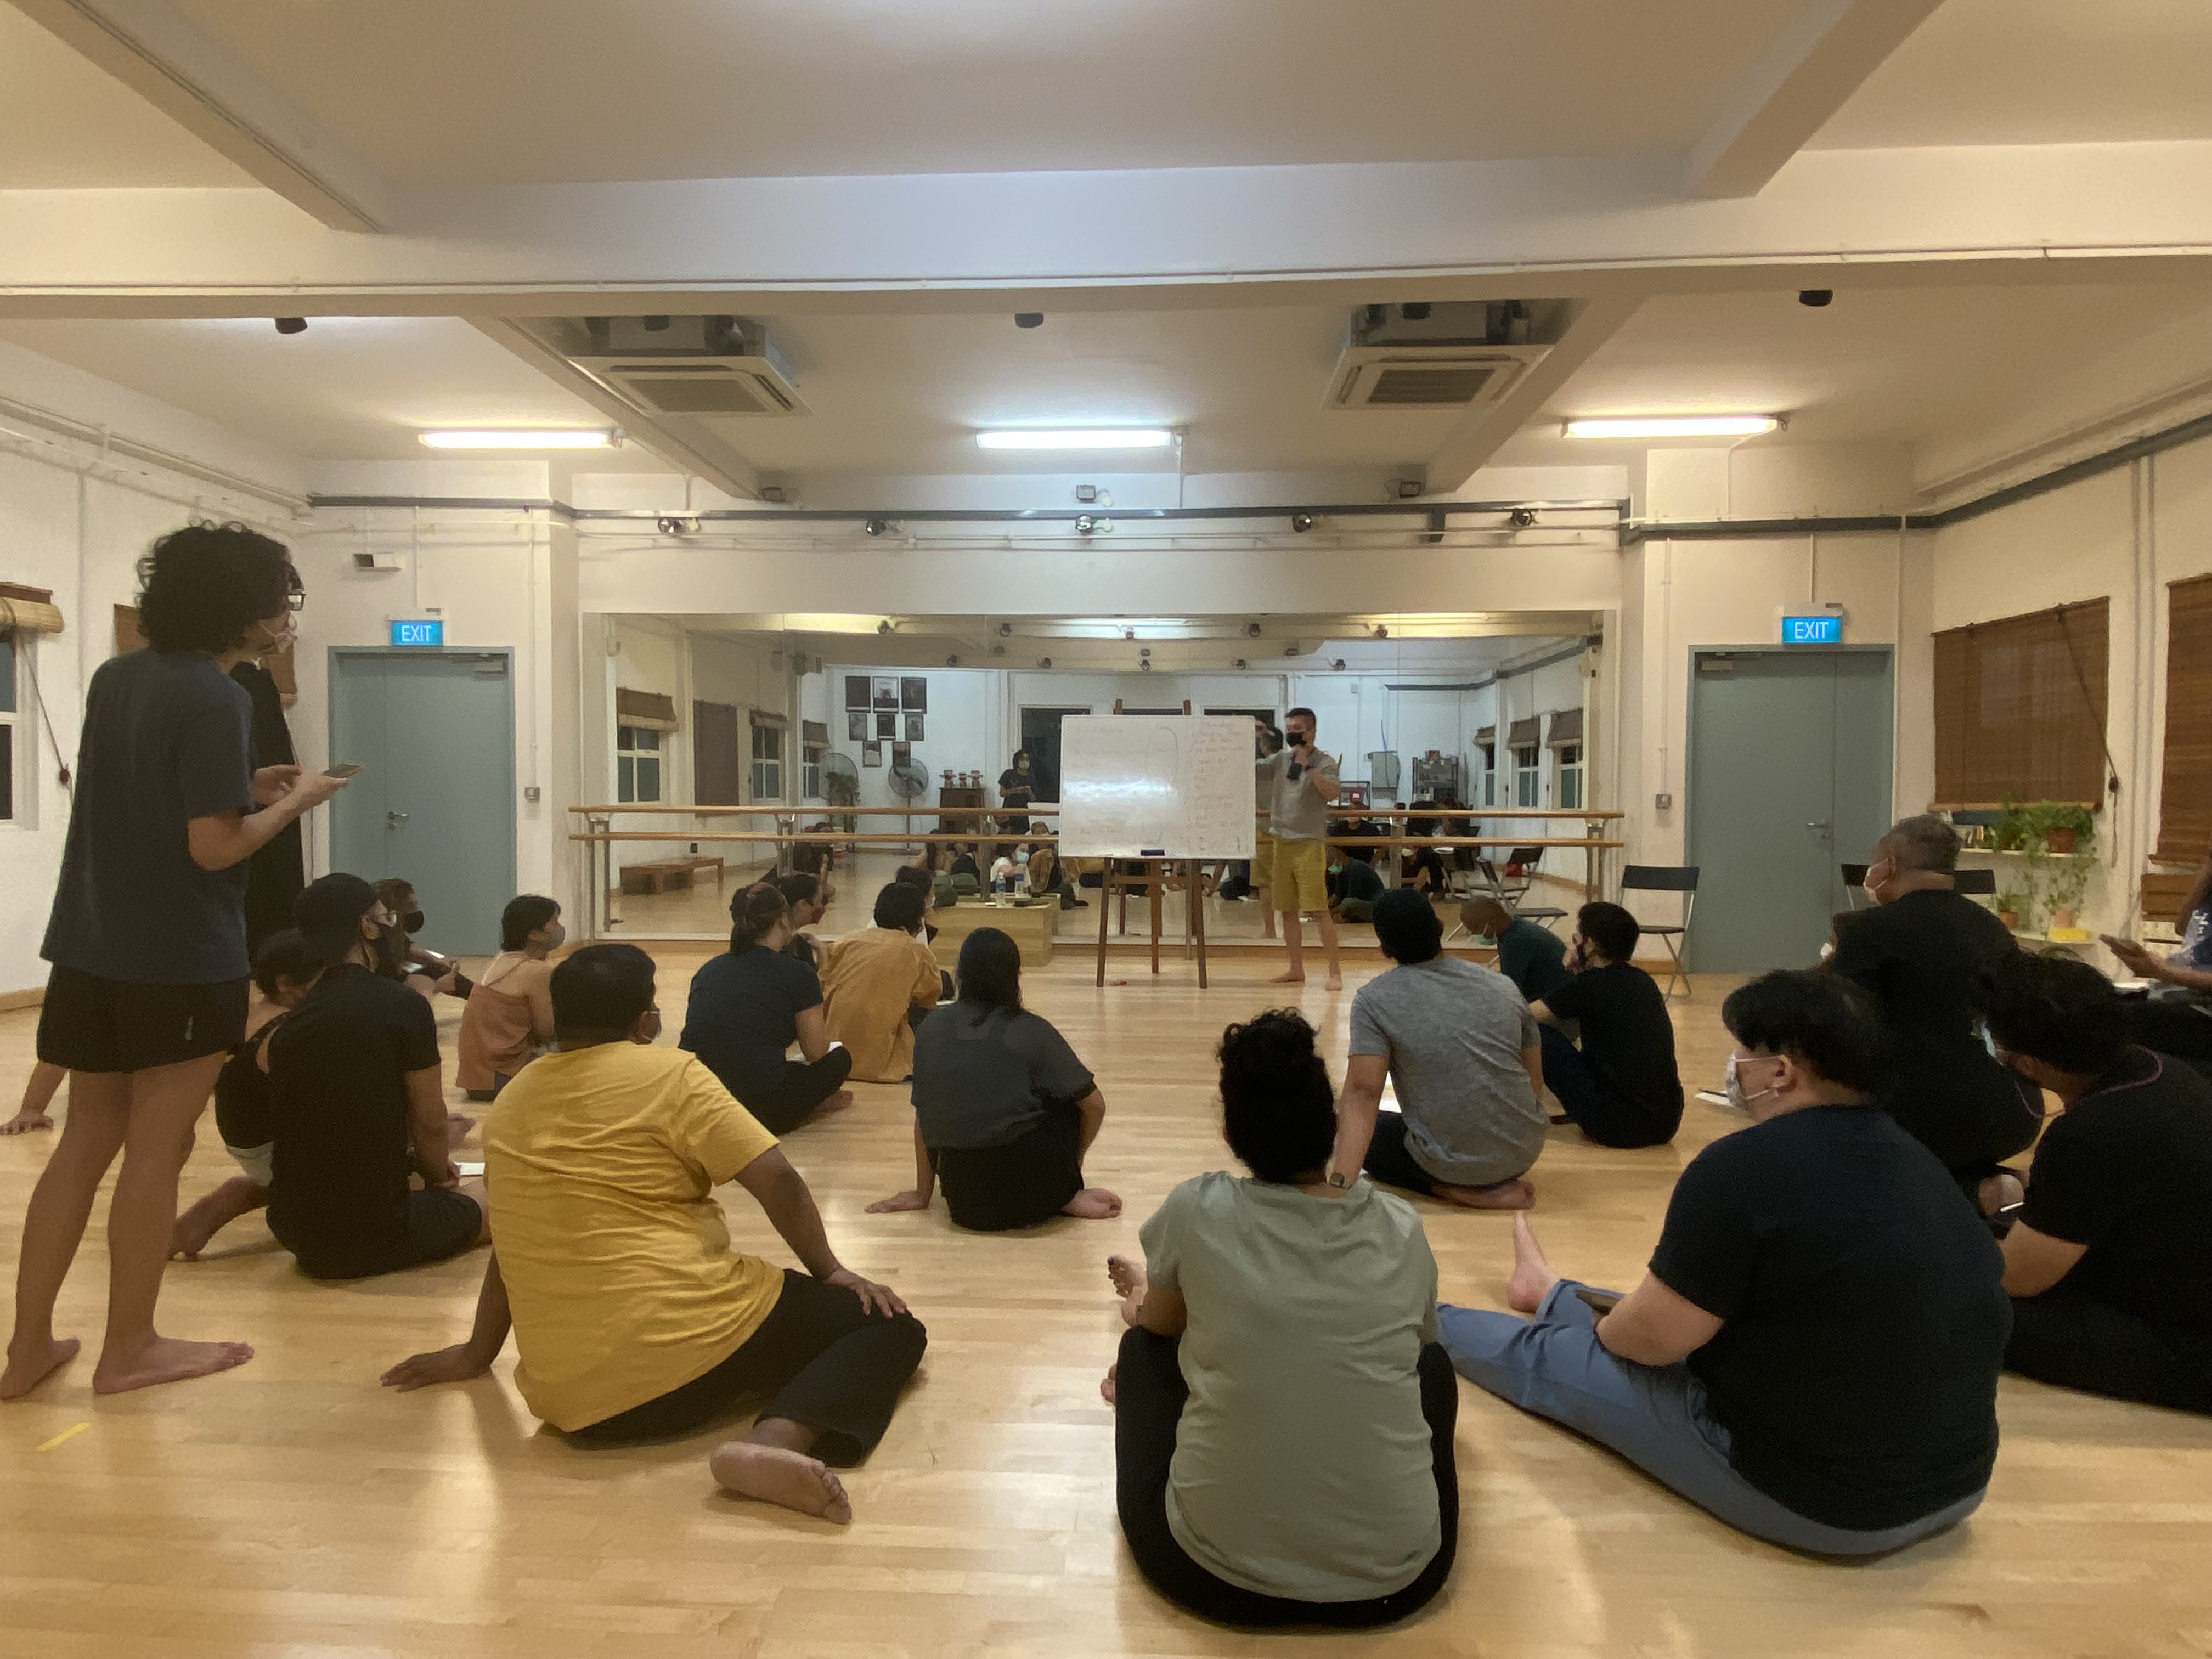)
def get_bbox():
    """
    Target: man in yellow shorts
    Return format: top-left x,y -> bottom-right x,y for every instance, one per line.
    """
1259,707 -> 1342,989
